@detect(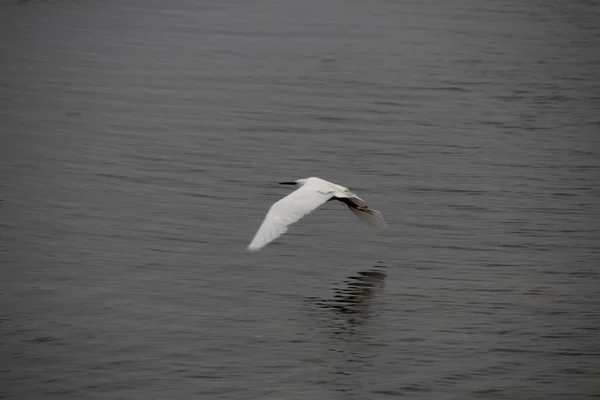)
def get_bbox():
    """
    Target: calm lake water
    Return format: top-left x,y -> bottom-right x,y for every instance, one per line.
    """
1,0 -> 599,399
